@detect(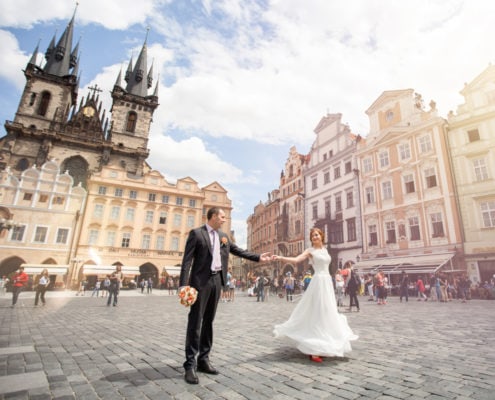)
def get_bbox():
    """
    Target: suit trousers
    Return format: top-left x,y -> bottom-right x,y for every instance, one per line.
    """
184,273 -> 221,370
